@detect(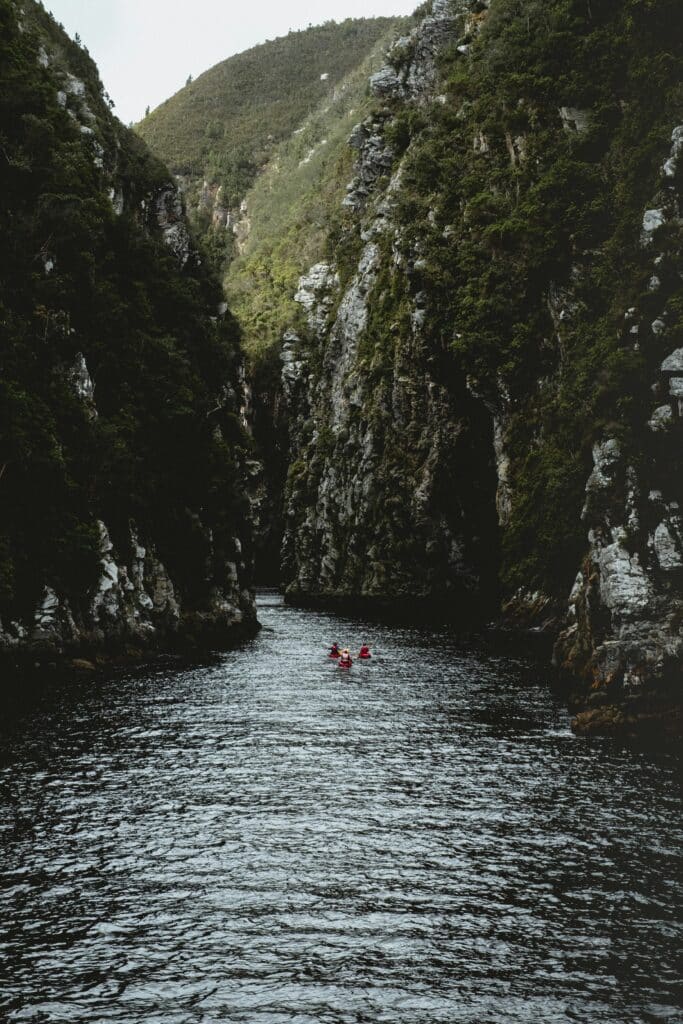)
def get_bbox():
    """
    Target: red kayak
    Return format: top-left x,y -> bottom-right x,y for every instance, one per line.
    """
338,660 -> 352,669
328,652 -> 341,659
